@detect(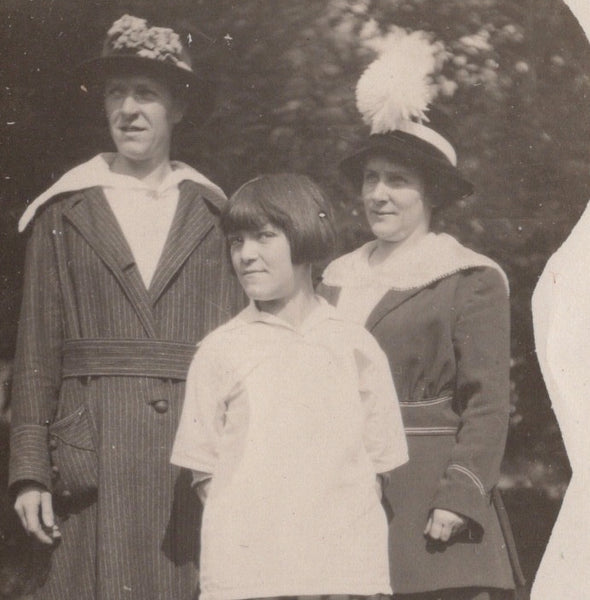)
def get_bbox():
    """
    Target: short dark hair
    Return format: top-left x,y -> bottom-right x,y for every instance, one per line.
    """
221,173 -> 336,265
